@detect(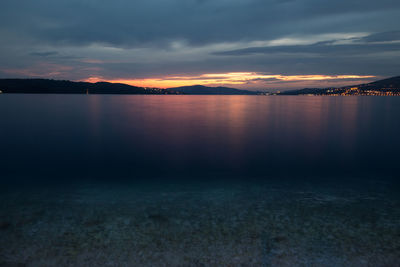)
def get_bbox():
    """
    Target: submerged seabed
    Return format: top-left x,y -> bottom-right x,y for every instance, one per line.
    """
0,178 -> 399,267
